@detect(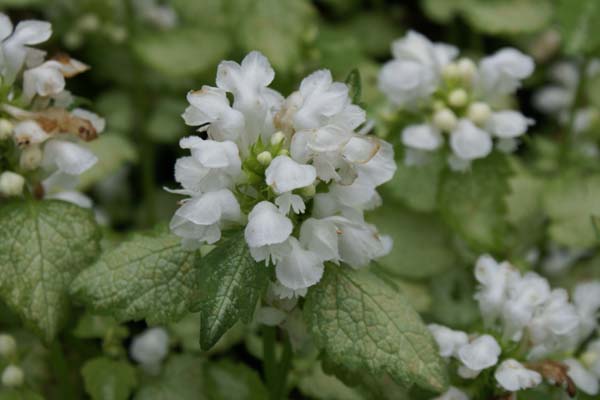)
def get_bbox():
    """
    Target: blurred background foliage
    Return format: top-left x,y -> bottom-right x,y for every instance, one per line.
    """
3,0 -> 600,399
